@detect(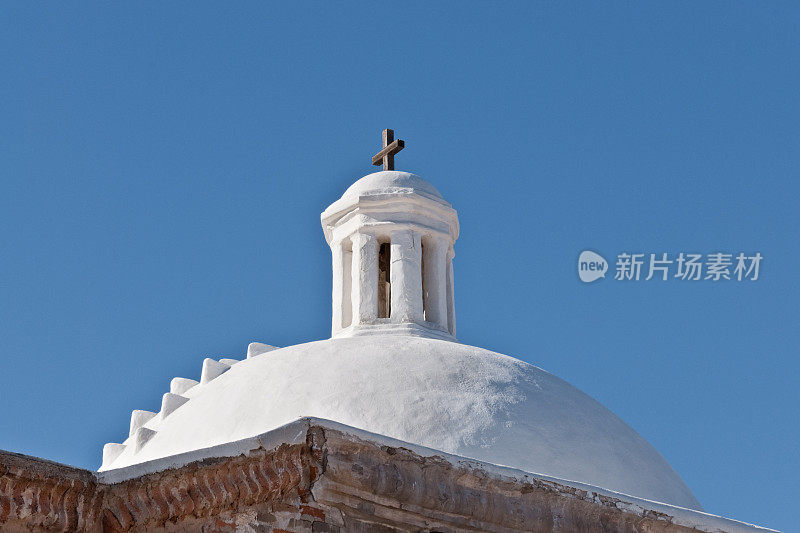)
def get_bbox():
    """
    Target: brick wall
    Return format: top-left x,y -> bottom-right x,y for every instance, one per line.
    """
1,424 -> 704,532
